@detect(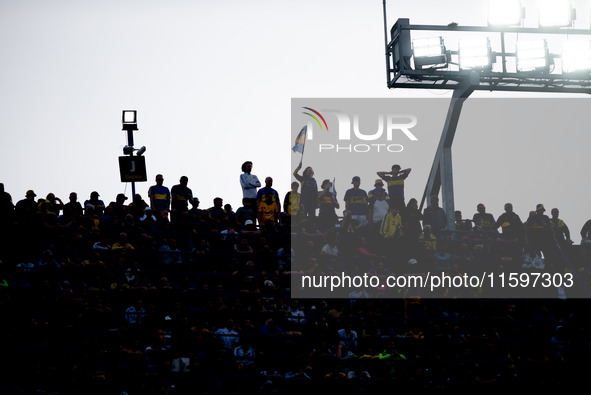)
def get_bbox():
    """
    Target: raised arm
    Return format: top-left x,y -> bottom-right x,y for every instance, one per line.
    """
293,162 -> 304,183
376,171 -> 391,180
